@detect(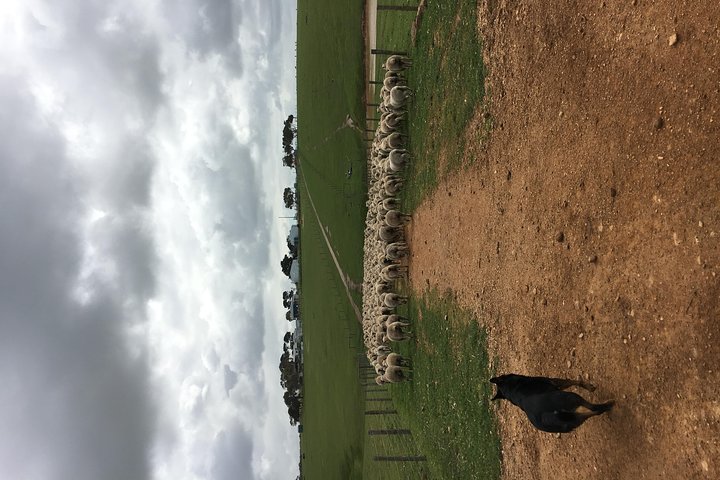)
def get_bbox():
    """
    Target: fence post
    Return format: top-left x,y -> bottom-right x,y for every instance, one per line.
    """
368,429 -> 412,435
371,48 -> 409,56
377,5 -> 419,12
373,455 -> 427,462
